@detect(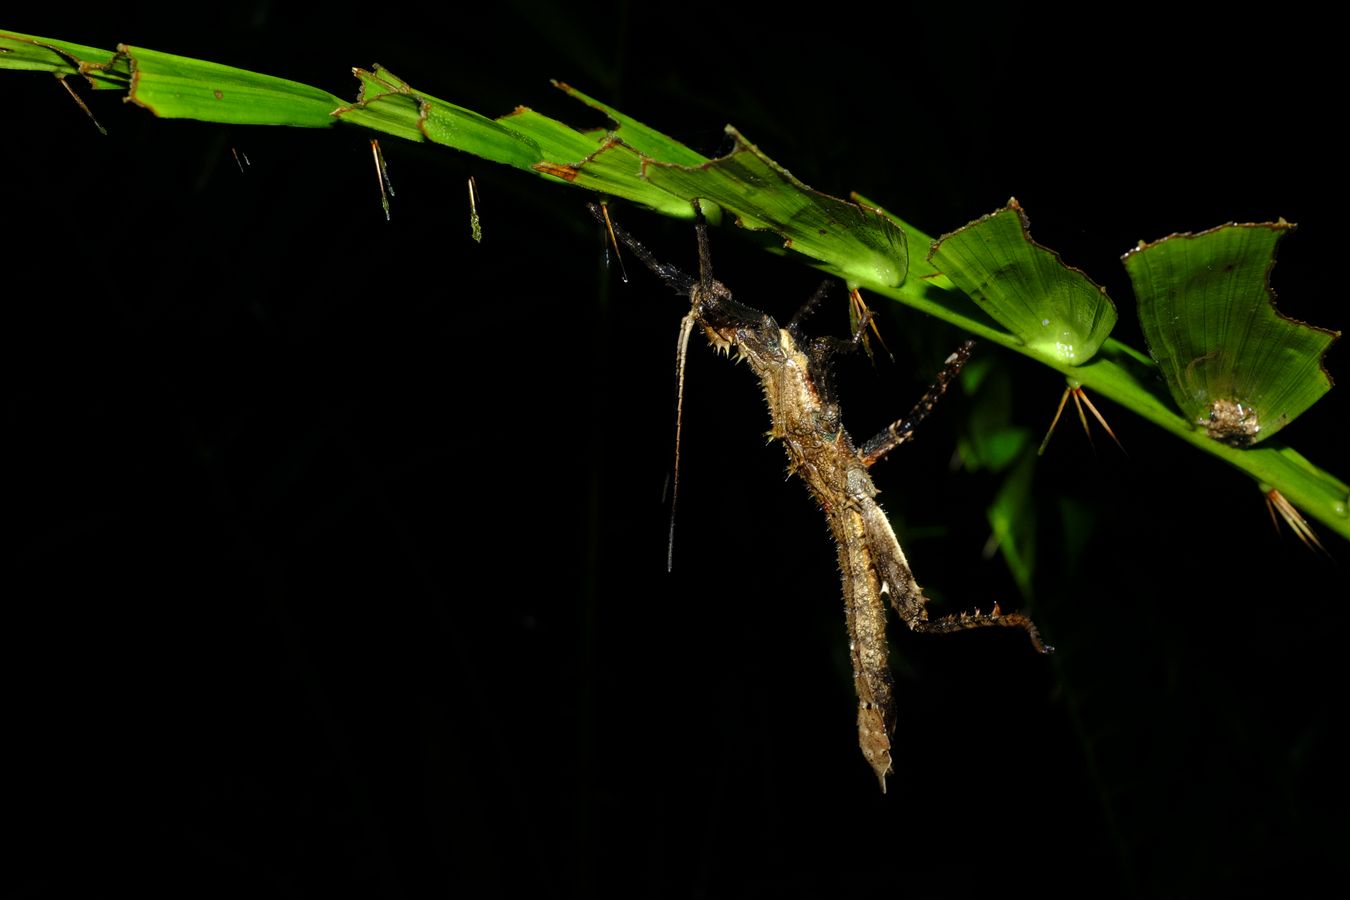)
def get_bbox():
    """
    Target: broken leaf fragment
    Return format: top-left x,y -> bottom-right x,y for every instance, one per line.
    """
1122,222 -> 1337,446
929,199 -> 1118,366
121,44 -> 343,126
